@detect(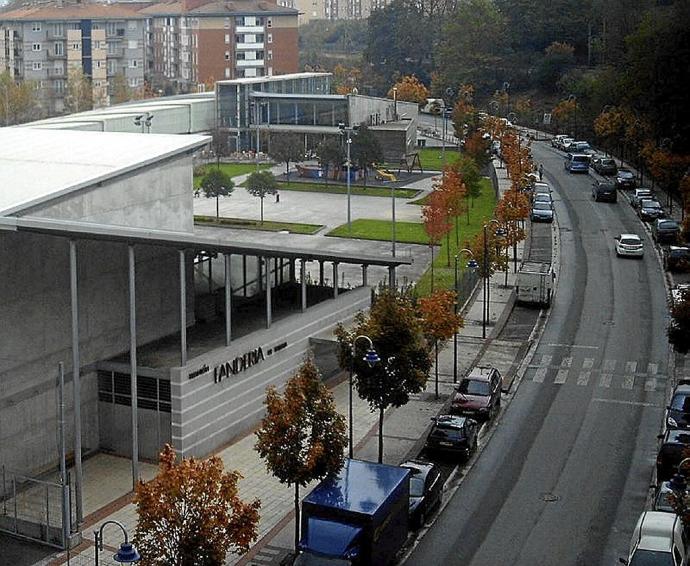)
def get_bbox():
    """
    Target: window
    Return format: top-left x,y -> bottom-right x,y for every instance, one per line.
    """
54,62 -> 63,74
224,67 -> 231,78
236,52 -> 245,60
267,50 -> 272,61
106,22 -> 117,36
236,34 -> 242,43
224,17 -> 230,28
32,61 -> 42,71
54,79 -> 64,93
108,60 -> 117,74
128,77 -> 138,87
224,51 -> 230,61
128,39 -> 137,49
71,42 -> 80,51
267,33 -> 272,43
224,34 -> 230,44
129,59 -> 138,68
32,43 -> 41,51
267,18 -> 272,28
32,22 -> 41,32
53,22 -> 64,37
54,42 -> 64,55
